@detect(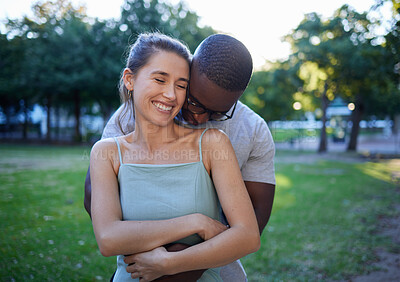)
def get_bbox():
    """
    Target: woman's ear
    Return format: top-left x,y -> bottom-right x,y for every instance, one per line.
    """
123,68 -> 134,91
